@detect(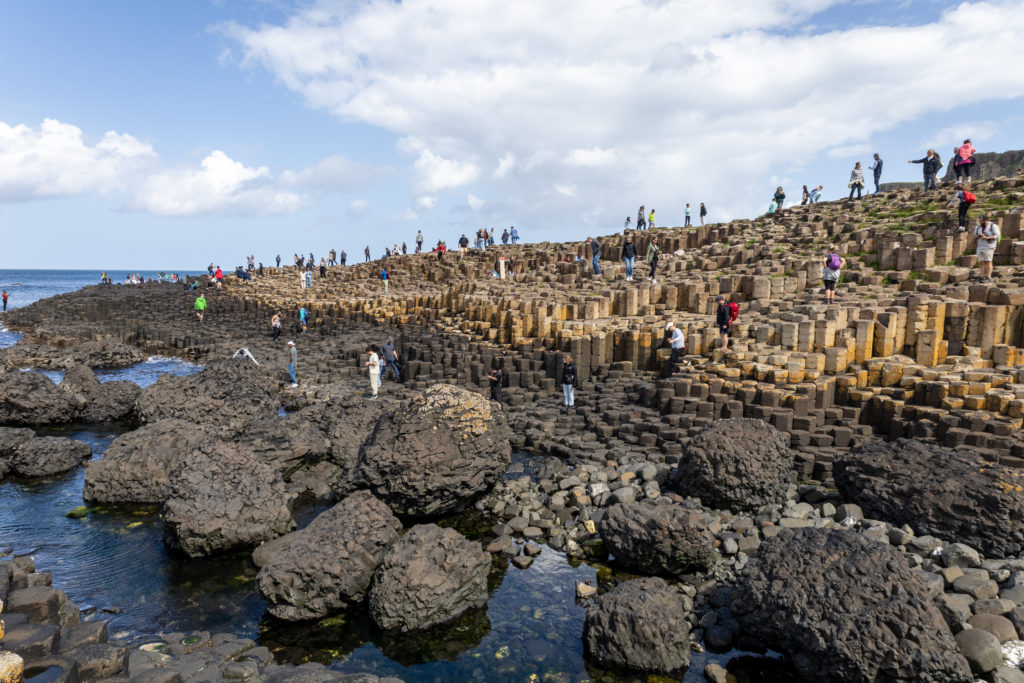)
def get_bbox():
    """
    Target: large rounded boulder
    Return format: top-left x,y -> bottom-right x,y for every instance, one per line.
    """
671,418 -> 793,511
162,441 -> 296,558
0,426 -> 35,480
368,523 -> 490,632
835,437 -> 1024,558
732,527 -> 972,682
257,491 -> 402,621
597,500 -> 715,576
0,371 -> 76,426
59,363 -> 140,423
84,419 -> 213,504
356,385 -> 512,517
9,436 -> 91,478
583,577 -> 693,676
